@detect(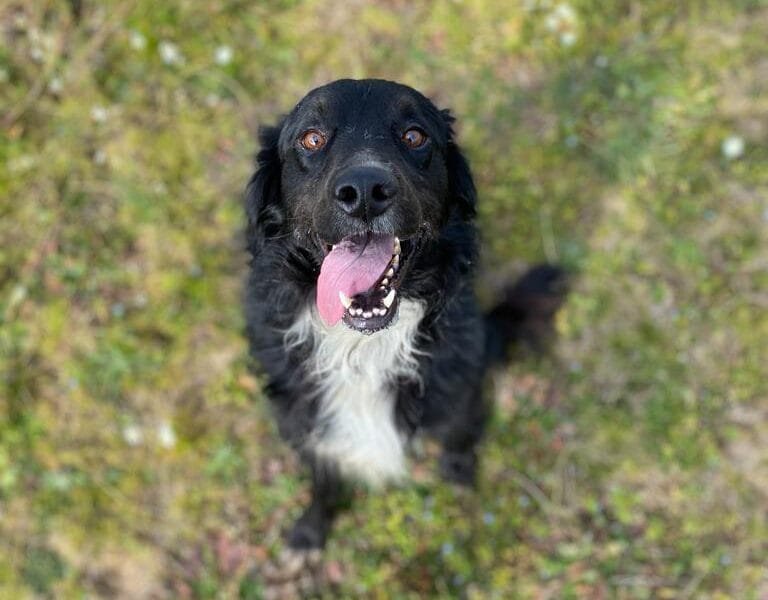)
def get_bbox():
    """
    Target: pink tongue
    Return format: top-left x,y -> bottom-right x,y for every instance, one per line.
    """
316,233 -> 394,326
